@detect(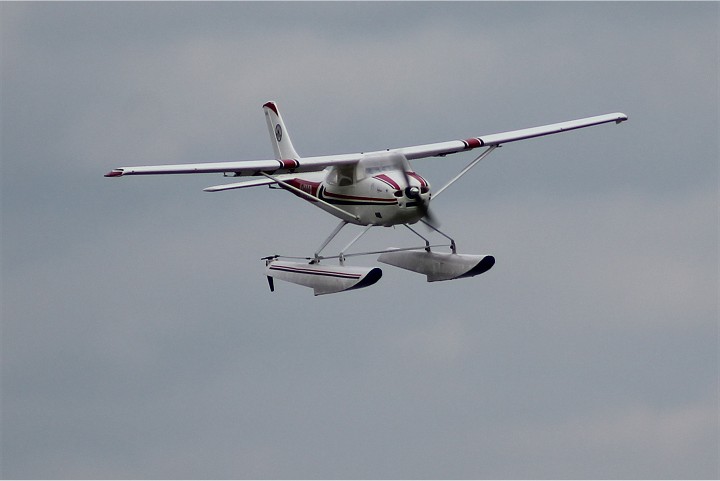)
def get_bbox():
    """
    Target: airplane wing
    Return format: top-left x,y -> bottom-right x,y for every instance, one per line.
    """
396,112 -> 628,160
104,154 -> 362,178
105,112 -> 627,179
